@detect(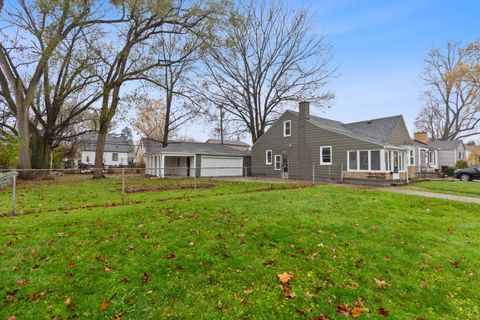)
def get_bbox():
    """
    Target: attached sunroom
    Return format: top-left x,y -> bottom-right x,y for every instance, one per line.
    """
344,147 -> 410,182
